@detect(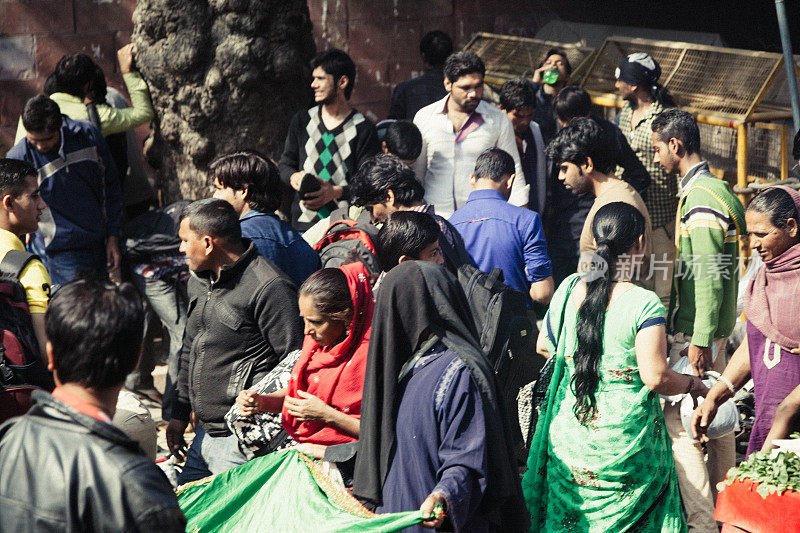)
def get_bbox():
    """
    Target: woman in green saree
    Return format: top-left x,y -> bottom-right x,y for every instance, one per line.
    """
523,203 -> 706,532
